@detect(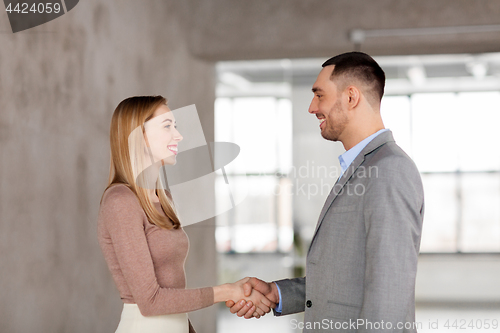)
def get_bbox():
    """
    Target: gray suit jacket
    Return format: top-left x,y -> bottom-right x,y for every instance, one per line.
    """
274,131 -> 424,333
